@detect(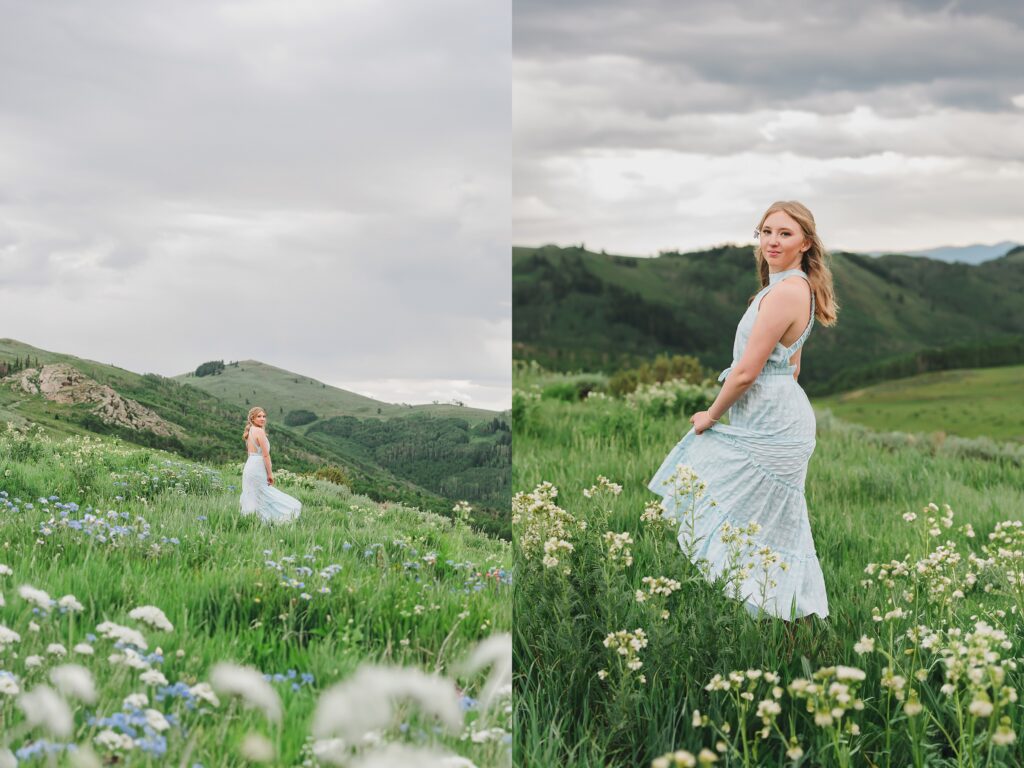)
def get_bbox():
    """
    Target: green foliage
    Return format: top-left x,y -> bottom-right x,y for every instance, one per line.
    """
607,353 -> 708,396
314,464 -> 351,487
308,413 -> 511,536
512,244 -> 1024,394
513,371 -> 1024,767
284,408 -> 318,427
194,360 -> 225,377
